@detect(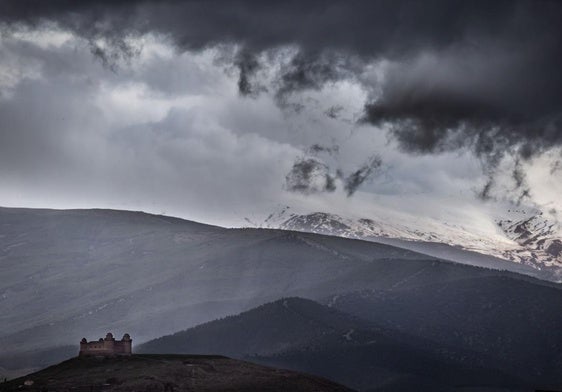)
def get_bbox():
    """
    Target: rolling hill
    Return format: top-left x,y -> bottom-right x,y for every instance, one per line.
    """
137,298 -> 530,391
137,297 -> 366,356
